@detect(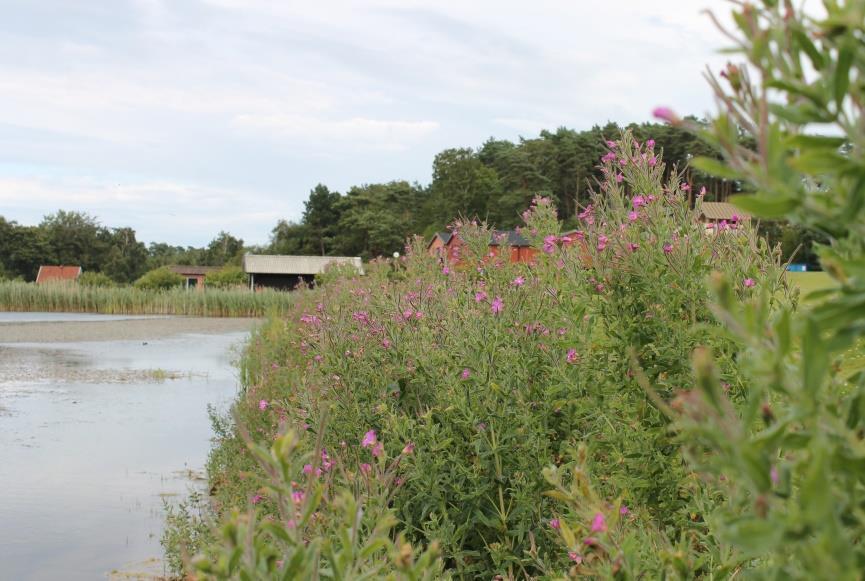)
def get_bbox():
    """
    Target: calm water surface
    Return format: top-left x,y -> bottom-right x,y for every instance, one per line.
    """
0,314 -> 247,580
